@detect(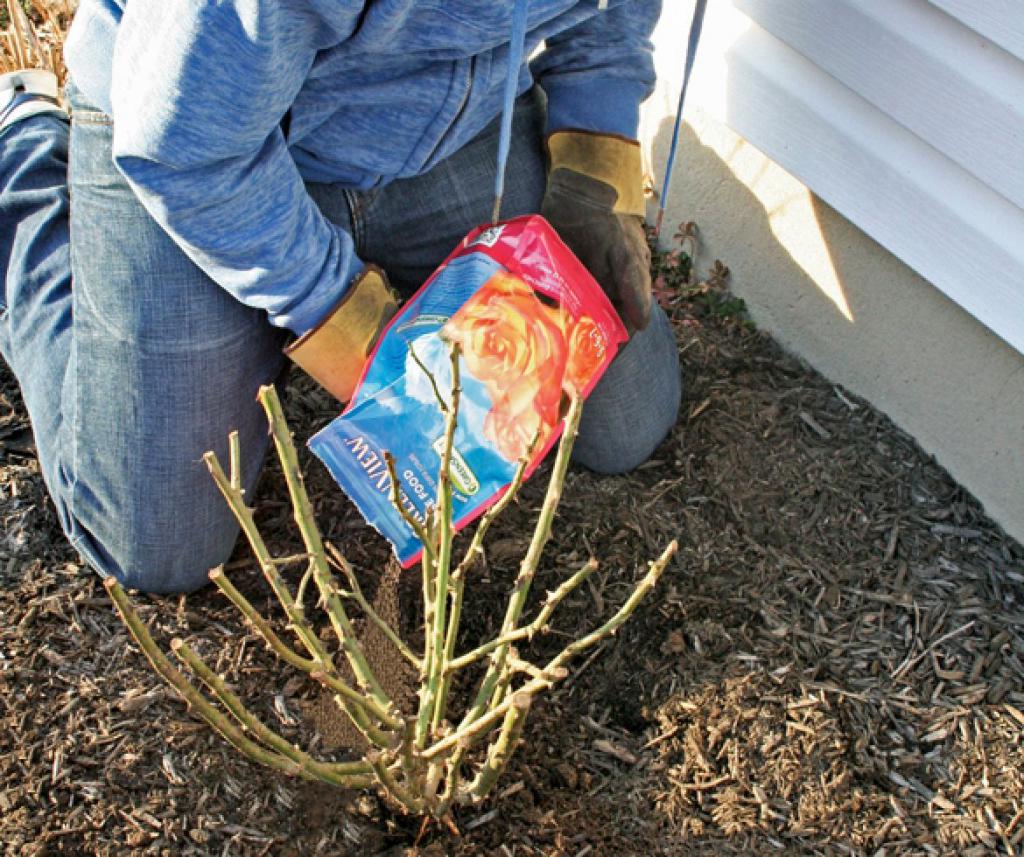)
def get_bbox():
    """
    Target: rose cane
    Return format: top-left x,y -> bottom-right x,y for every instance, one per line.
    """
105,372 -> 676,819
